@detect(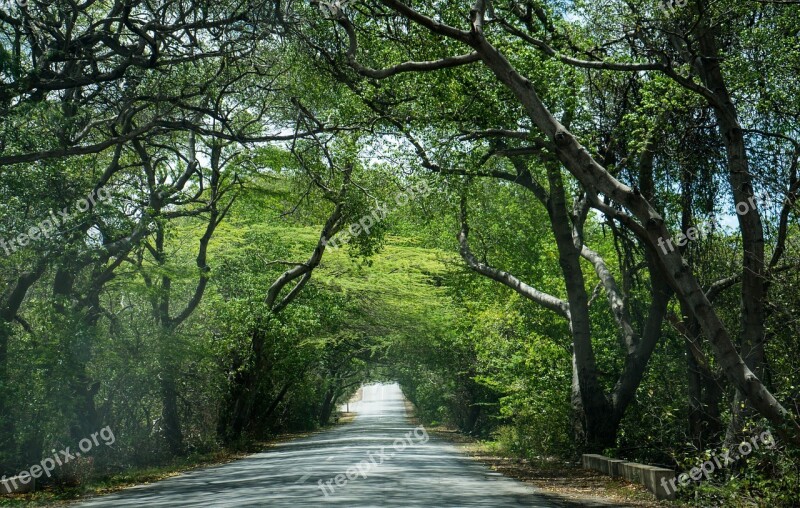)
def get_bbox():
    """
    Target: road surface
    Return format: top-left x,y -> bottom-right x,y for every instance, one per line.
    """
76,382 -> 604,507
